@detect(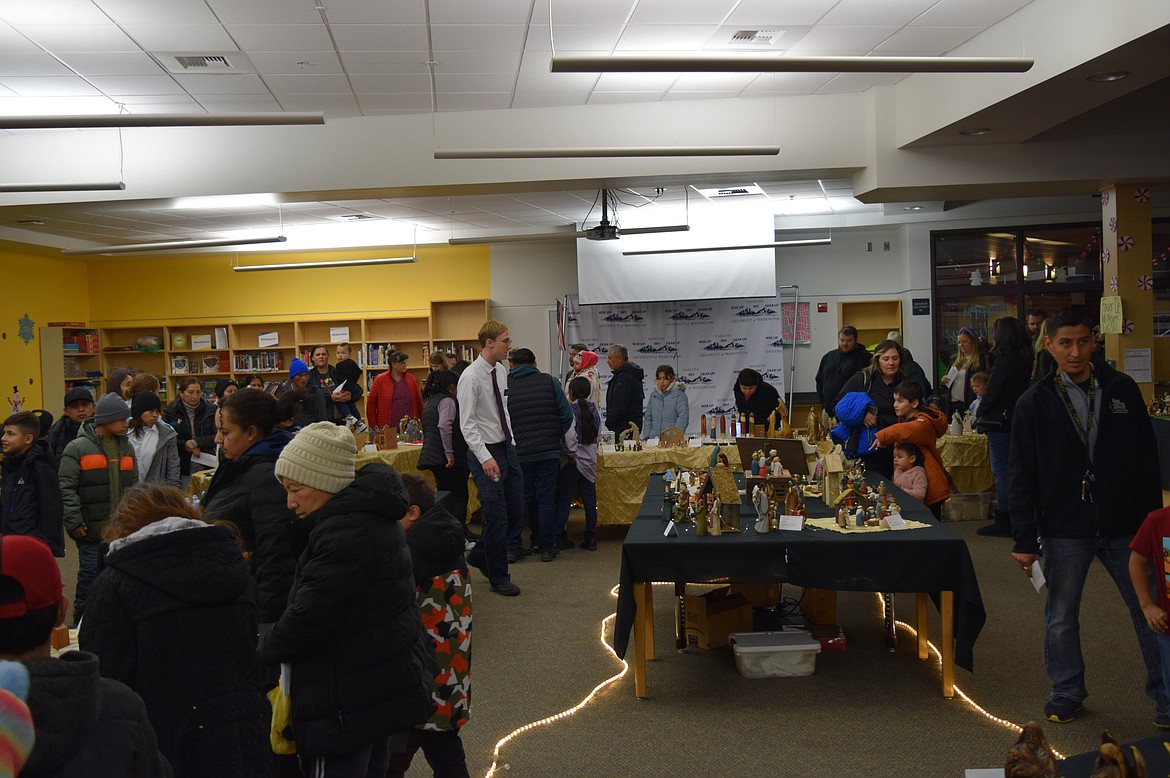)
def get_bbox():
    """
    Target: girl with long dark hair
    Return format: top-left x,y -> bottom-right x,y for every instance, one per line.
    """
557,376 -> 601,550
417,369 -> 472,538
